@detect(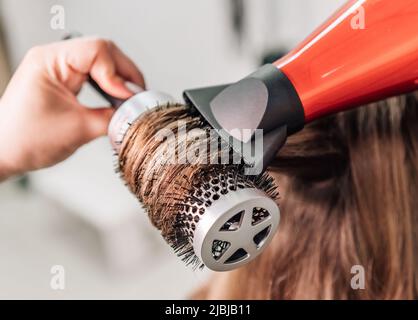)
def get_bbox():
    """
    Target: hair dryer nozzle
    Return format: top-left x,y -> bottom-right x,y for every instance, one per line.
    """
183,64 -> 304,172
